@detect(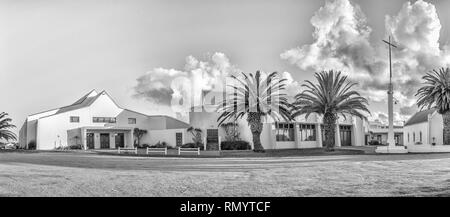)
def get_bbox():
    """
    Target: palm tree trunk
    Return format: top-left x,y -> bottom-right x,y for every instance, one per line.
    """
247,112 -> 264,152
323,112 -> 337,151
443,111 -> 450,145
